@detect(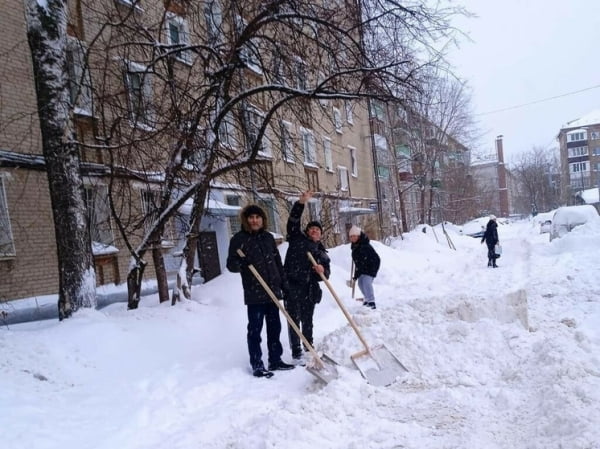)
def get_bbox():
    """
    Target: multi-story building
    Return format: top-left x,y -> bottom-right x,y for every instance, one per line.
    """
557,110 -> 600,203
0,0 -> 379,303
